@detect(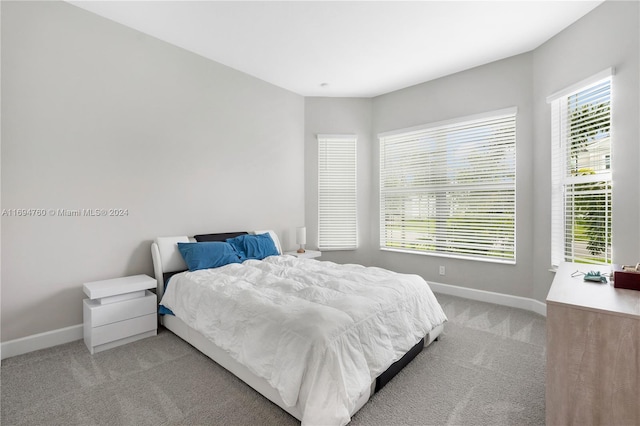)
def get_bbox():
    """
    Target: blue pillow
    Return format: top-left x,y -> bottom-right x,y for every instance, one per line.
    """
226,233 -> 279,260
177,242 -> 242,271
158,305 -> 174,316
